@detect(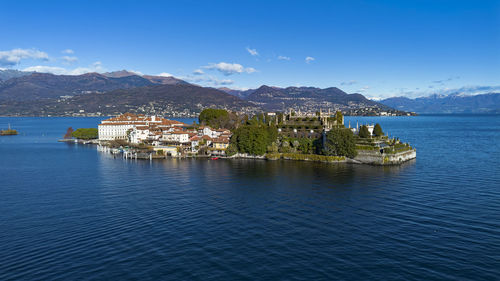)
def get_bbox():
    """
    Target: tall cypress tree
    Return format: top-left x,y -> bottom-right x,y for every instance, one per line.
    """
359,125 -> 370,138
373,123 -> 383,136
